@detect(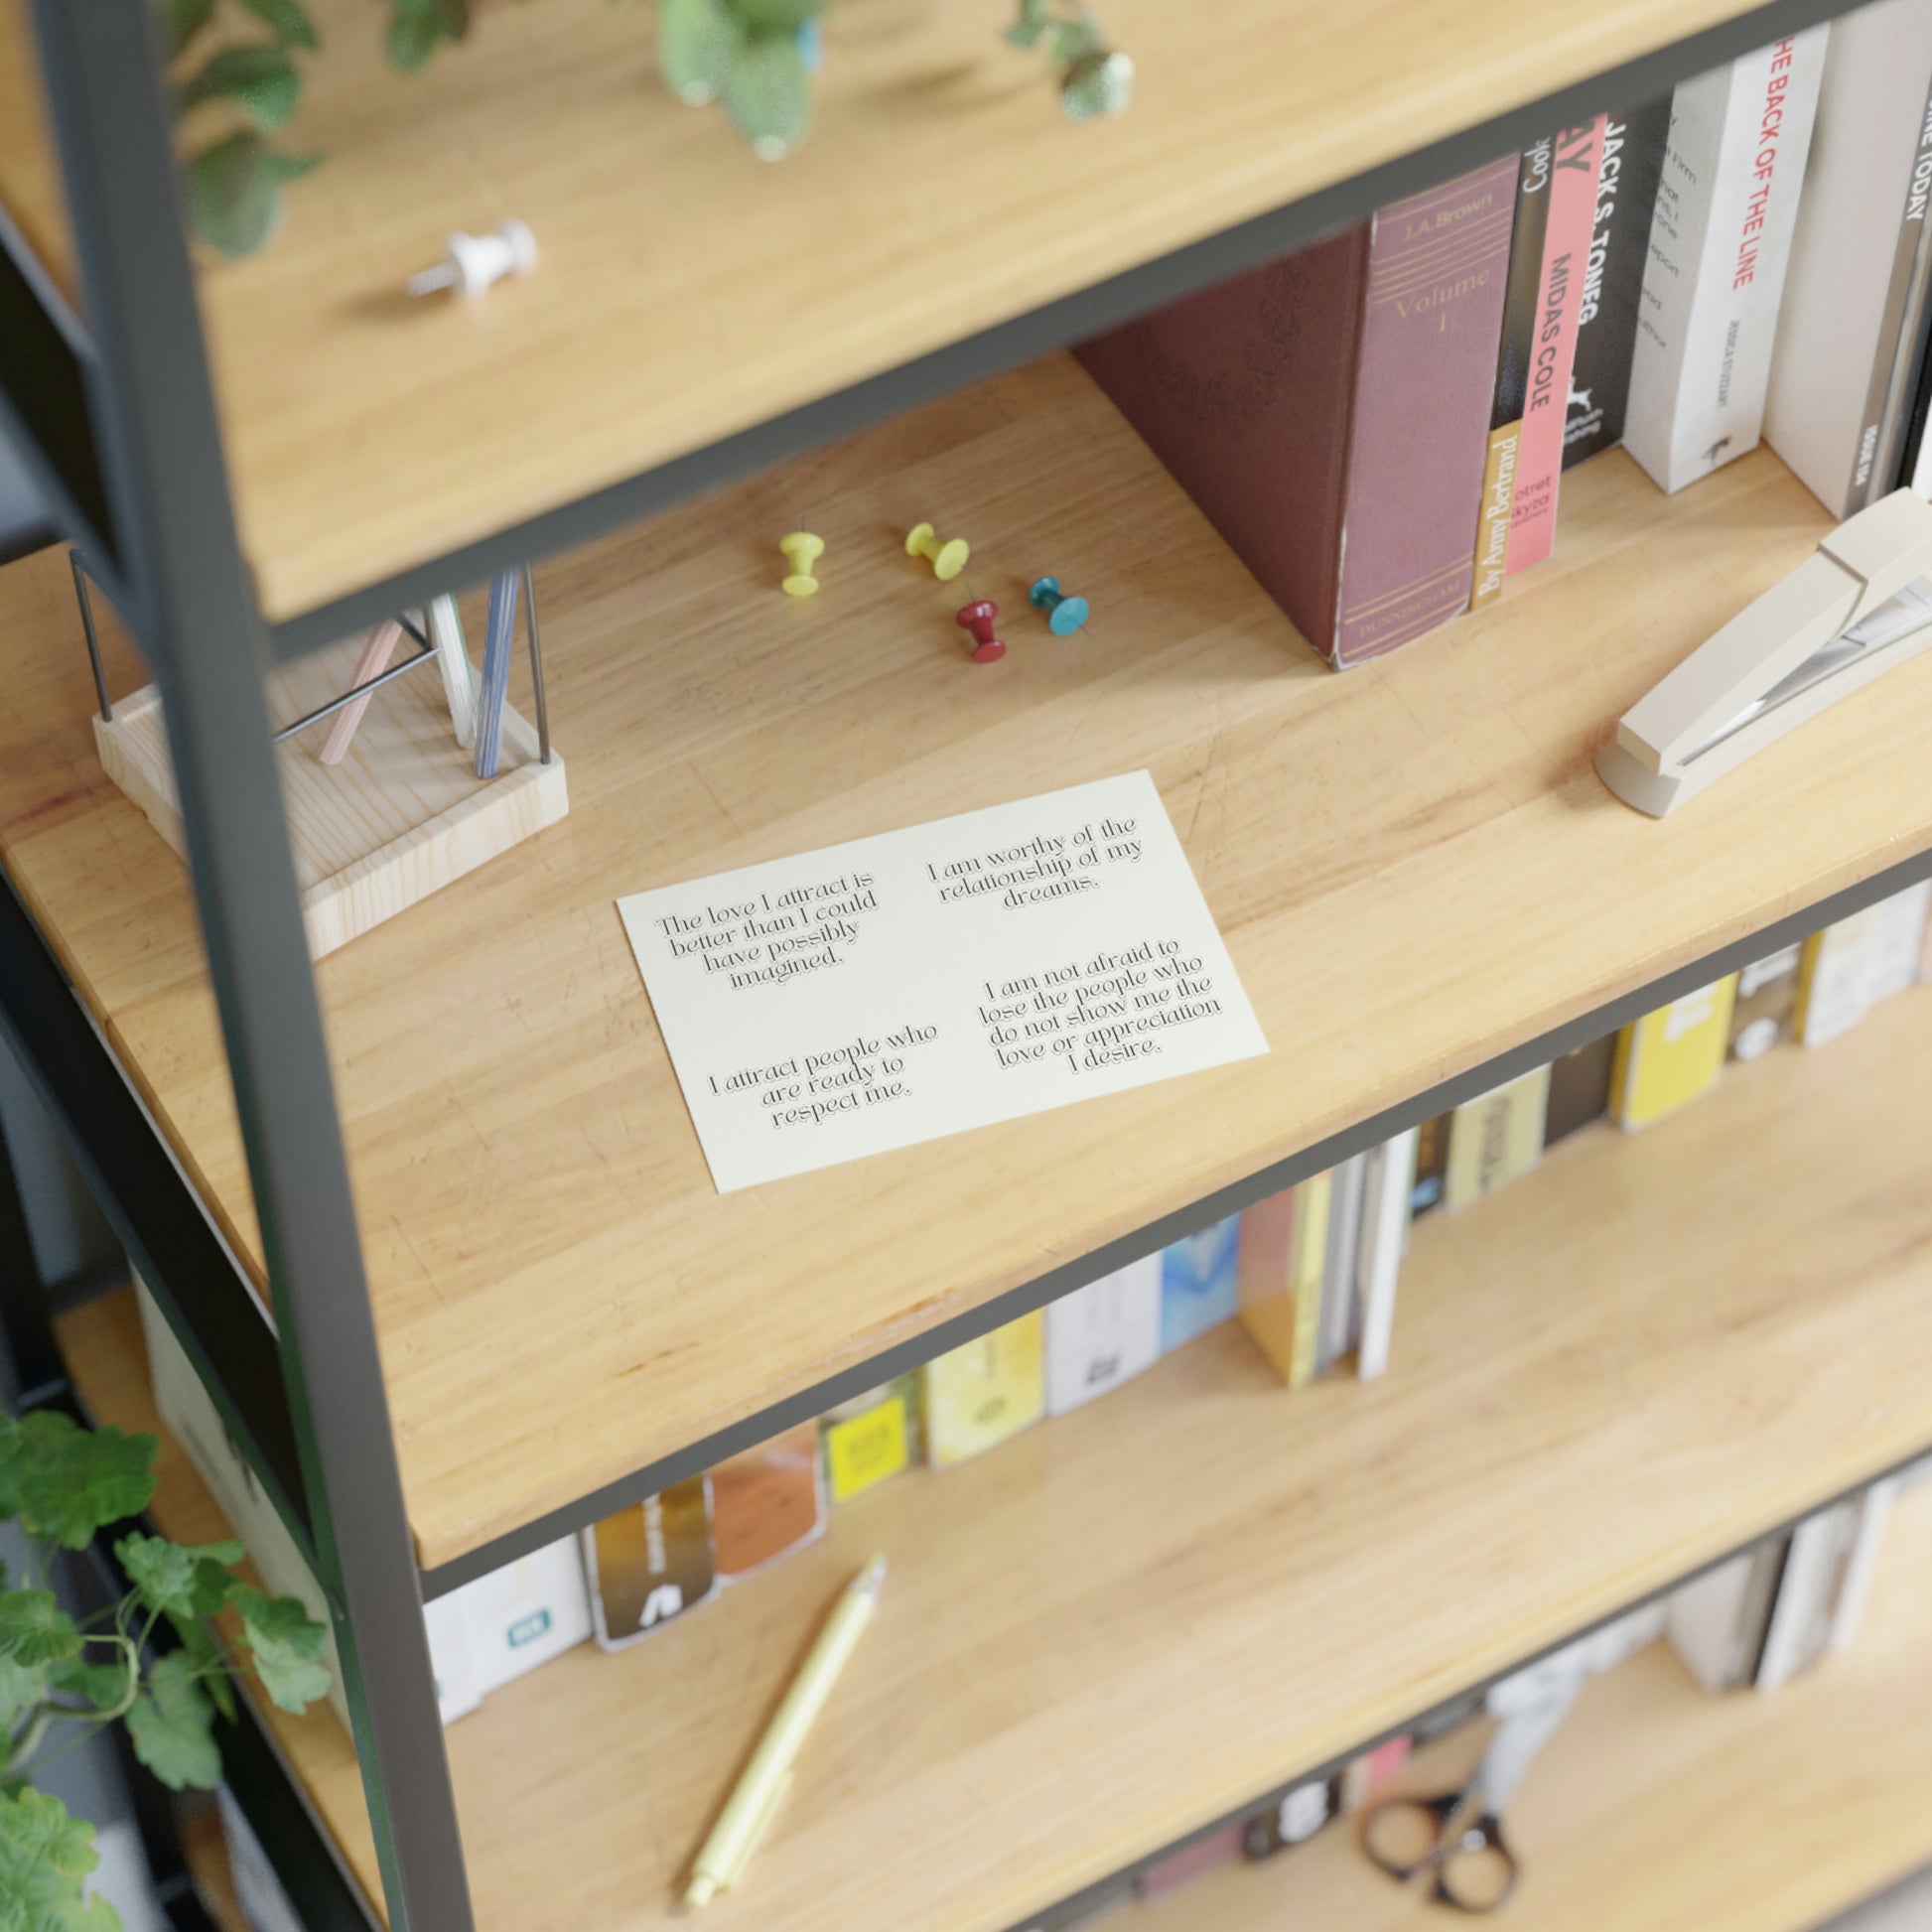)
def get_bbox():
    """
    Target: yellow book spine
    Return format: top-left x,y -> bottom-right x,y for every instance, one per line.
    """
1236,1190 -> 1301,1383
1287,1173 -> 1332,1389
1611,976 -> 1737,1129
922,1311 -> 1045,1468
1468,423 -> 1520,612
